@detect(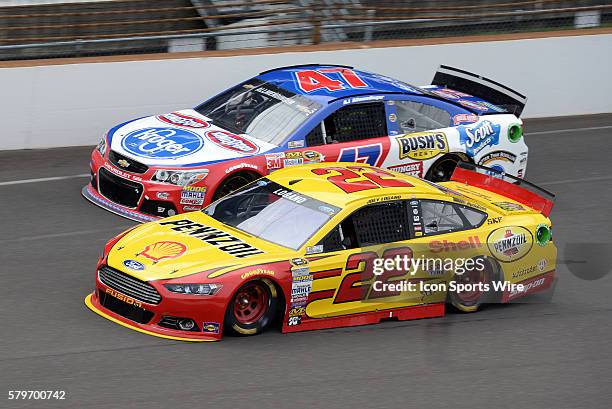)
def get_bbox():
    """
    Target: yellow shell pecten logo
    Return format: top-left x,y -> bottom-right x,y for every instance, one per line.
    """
487,226 -> 533,263
397,132 -> 448,161
141,241 -> 187,262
